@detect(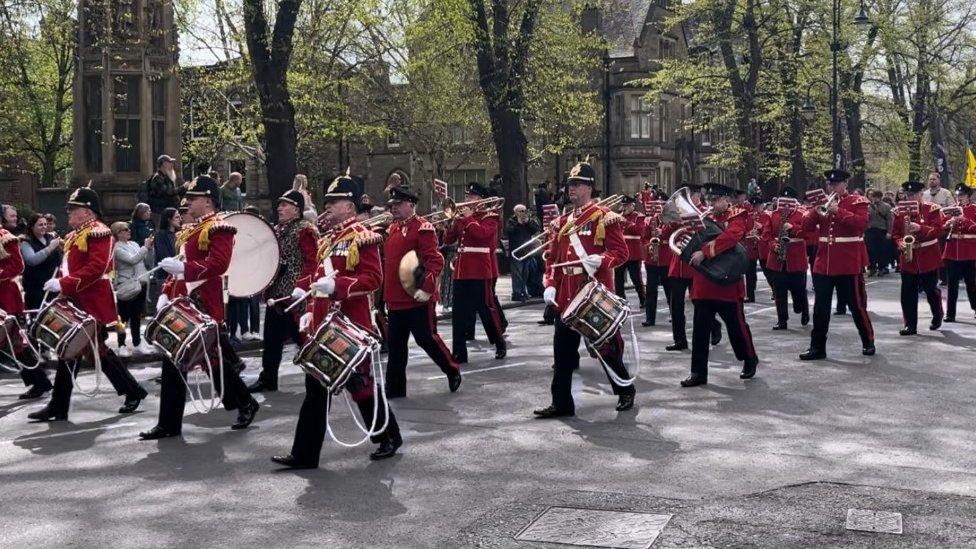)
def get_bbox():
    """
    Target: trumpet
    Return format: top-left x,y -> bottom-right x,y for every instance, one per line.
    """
817,193 -> 838,216
421,198 -> 457,225
511,194 -> 623,261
